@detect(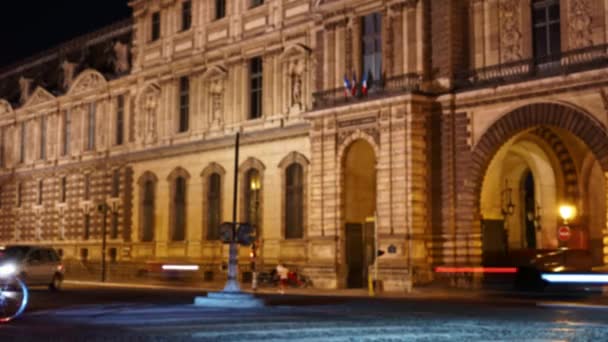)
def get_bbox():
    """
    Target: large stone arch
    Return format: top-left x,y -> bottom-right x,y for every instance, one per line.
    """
471,103 -> 608,210
467,102 -> 608,249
